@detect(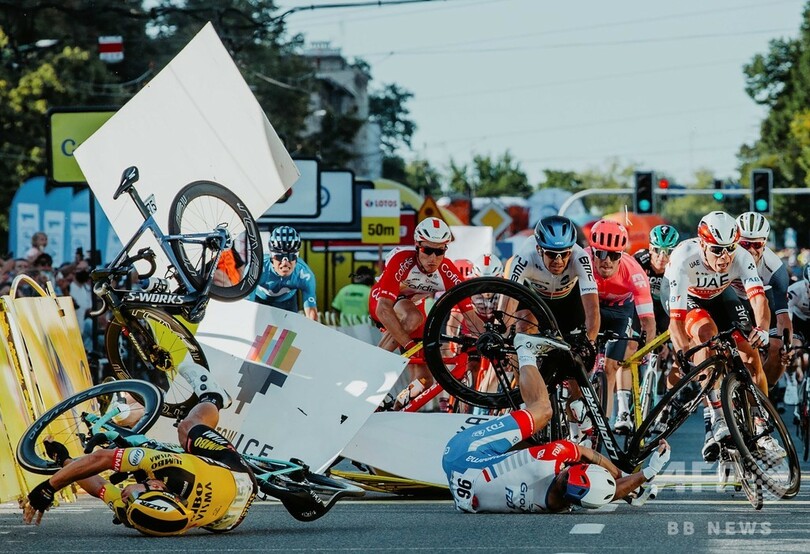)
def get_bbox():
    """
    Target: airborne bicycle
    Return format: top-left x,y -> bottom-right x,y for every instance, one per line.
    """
91,166 -> 262,419
16,379 -> 363,522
